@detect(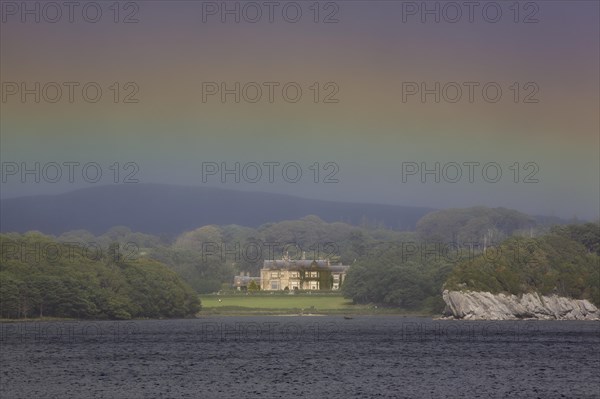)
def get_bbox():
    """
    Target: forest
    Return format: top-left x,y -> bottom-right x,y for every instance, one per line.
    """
1,206 -> 597,318
0,233 -> 200,319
